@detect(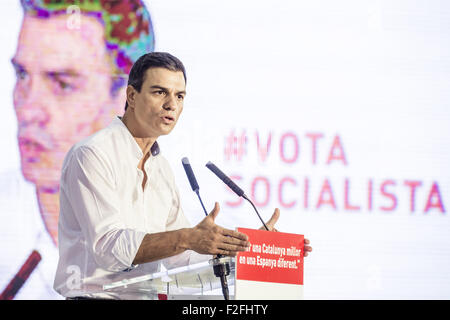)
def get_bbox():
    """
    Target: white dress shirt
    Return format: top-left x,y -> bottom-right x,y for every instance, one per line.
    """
54,117 -> 201,299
